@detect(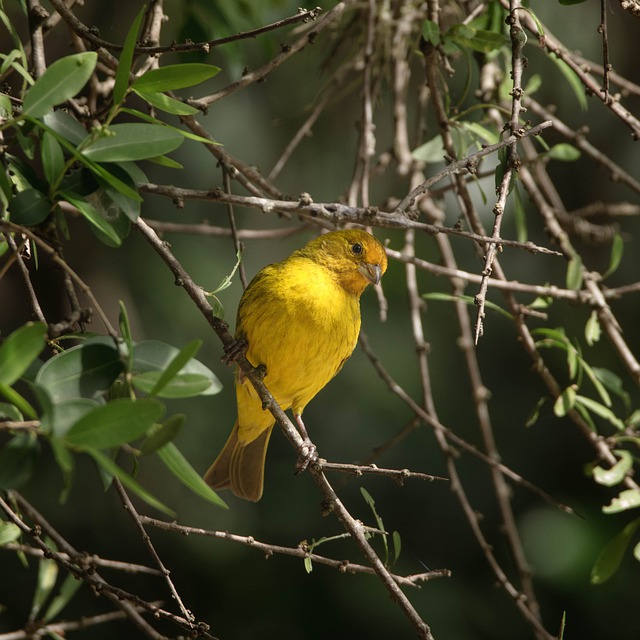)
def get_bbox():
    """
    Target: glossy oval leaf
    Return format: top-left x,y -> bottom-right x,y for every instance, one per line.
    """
132,340 -> 221,397
41,131 -> 65,186
591,519 -> 640,584
45,398 -> 99,438
0,322 -> 47,385
42,111 -> 87,145
133,88 -> 199,116
0,433 -> 39,489
65,398 -> 163,449
132,63 -> 220,93
35,342 -> 124,403
62,192 -> 122,247
82,123 -> 183,162
148,338 -> 202,397
8,189 -> 52,225
133,371 -> 213,398
22,52 -> 97,118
